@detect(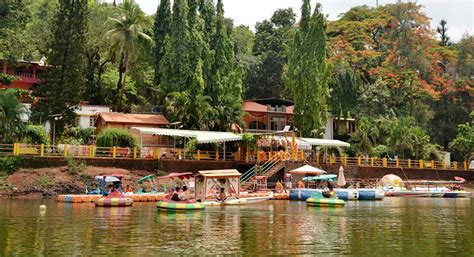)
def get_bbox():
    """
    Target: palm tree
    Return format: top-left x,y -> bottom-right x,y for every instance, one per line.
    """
106,0 -> 153,112
0,89 -> 26,143
349,117 -> 380,157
